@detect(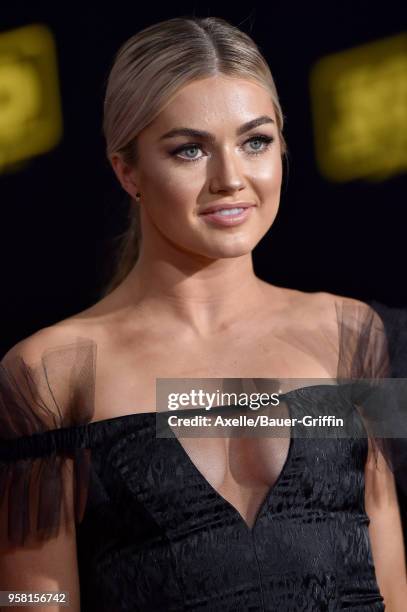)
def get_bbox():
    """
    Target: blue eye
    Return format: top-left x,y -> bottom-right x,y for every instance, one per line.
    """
178,145 -> 202,161
171,134 -> 275,163
246,134 -> 274,155
168,143 -> 203,162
